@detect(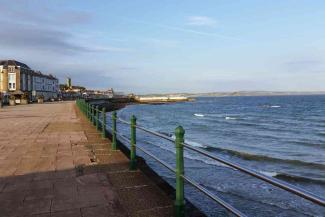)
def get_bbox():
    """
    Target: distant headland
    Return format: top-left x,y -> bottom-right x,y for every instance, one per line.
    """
140,91 -> 325,98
